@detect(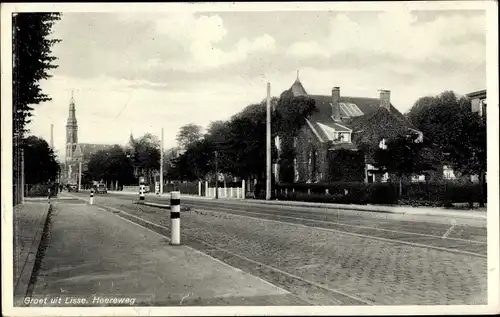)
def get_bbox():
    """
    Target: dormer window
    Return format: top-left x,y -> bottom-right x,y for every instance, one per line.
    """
334,132 -> 351,143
